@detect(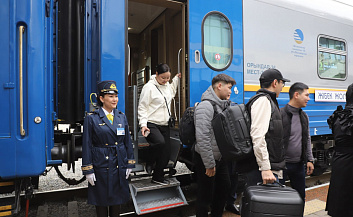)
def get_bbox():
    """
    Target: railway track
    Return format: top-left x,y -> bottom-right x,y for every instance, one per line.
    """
1,172 -> 331,217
